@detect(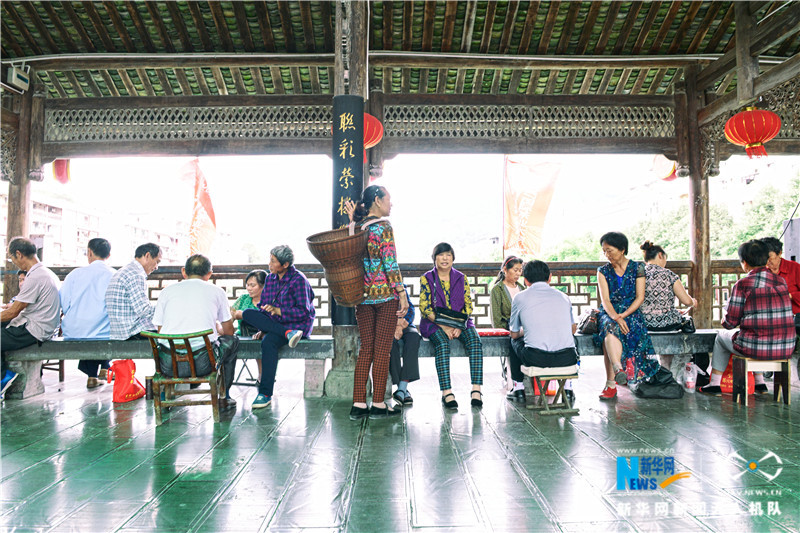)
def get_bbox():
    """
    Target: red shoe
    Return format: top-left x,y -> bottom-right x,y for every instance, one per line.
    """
599,386 -> 617,400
